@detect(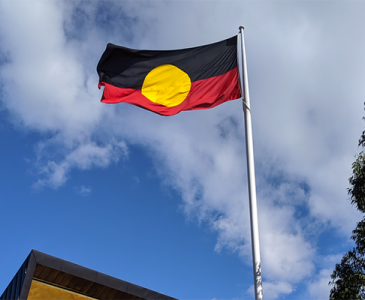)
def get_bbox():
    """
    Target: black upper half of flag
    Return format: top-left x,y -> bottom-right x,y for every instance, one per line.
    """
97,36 -> 238,90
